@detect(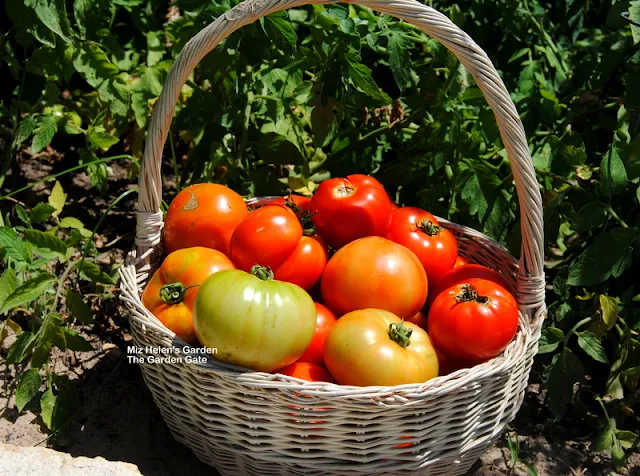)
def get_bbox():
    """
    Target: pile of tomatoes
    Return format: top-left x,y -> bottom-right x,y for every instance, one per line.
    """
142,175 -> 519,387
